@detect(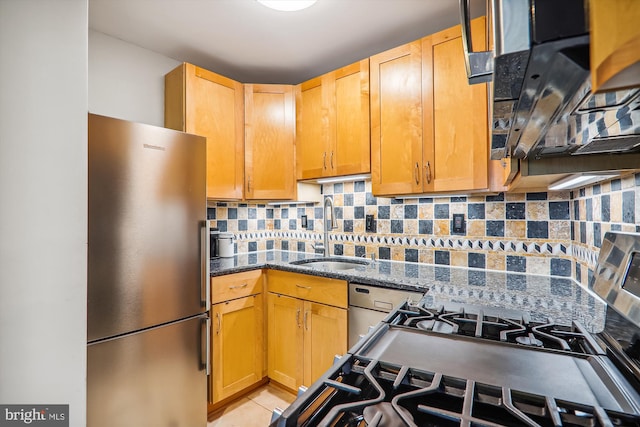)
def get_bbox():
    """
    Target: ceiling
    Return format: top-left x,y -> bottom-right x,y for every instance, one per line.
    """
89,0 -> 485,85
